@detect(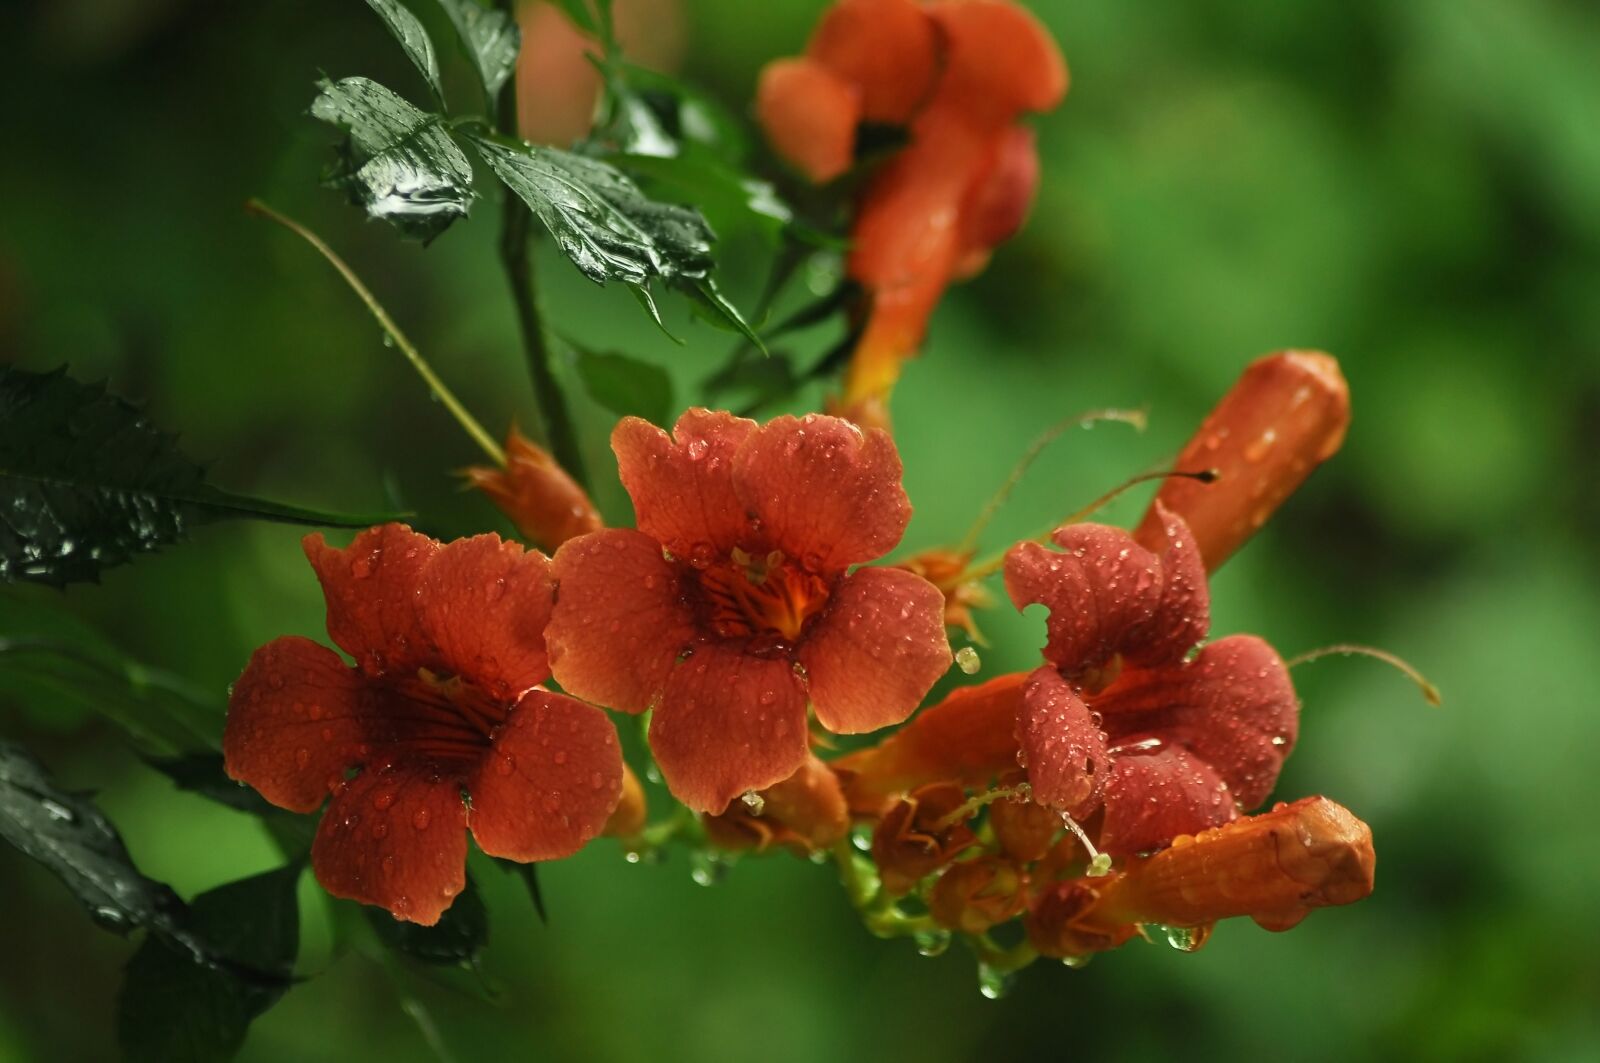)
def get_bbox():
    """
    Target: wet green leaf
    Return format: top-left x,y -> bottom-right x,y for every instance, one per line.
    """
434,0 -> 520,99
0,366 -> 404,587
0,740 -> 187,941
369,873 -> 487,965
495,857 -> 547,924
573,348 -> 674,425
311,76 -> 475,243
364,0 -> 445,102
117,866 -> 301,1063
